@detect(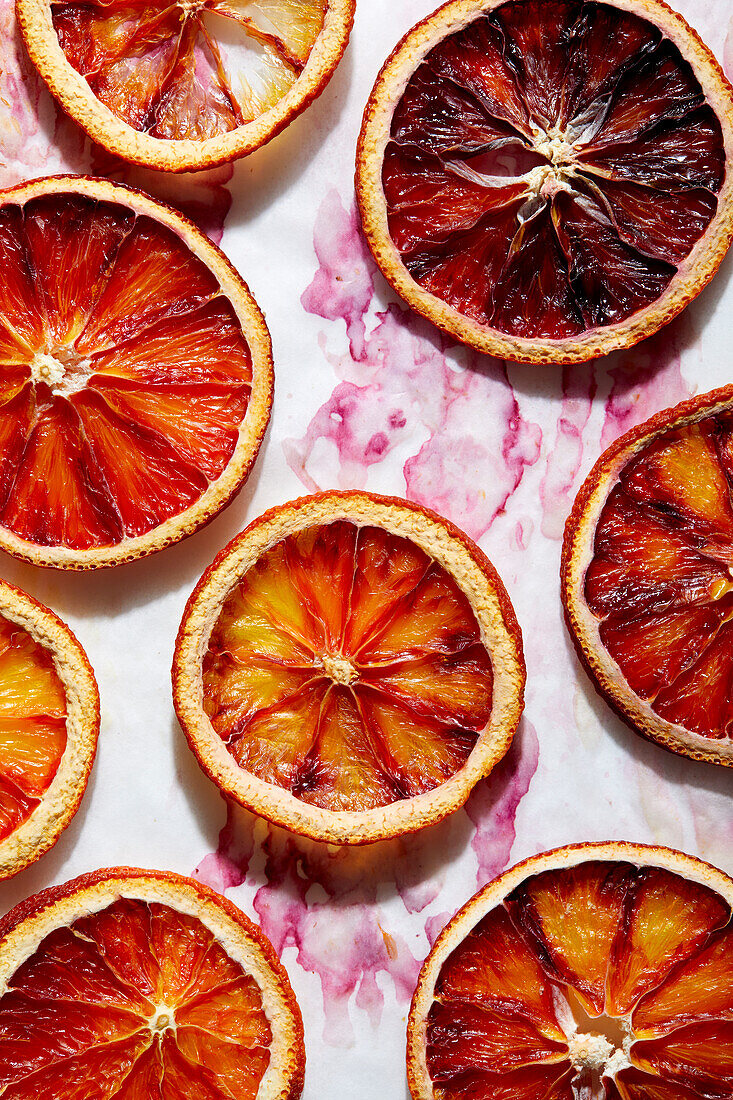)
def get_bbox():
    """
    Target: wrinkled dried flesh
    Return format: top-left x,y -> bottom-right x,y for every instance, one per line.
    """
0,194 -> 253,550
384,0 -> 725,339
426,860 -> 733,1100
51,0 -> 327,139
0,898 -> 272,1098
585,413 -> 733,741
0,615 -> 67,842
203,520 -> 493,812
